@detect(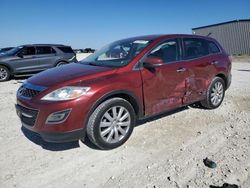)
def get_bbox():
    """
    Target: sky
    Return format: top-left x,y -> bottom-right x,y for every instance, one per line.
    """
1,0 -> 250,49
